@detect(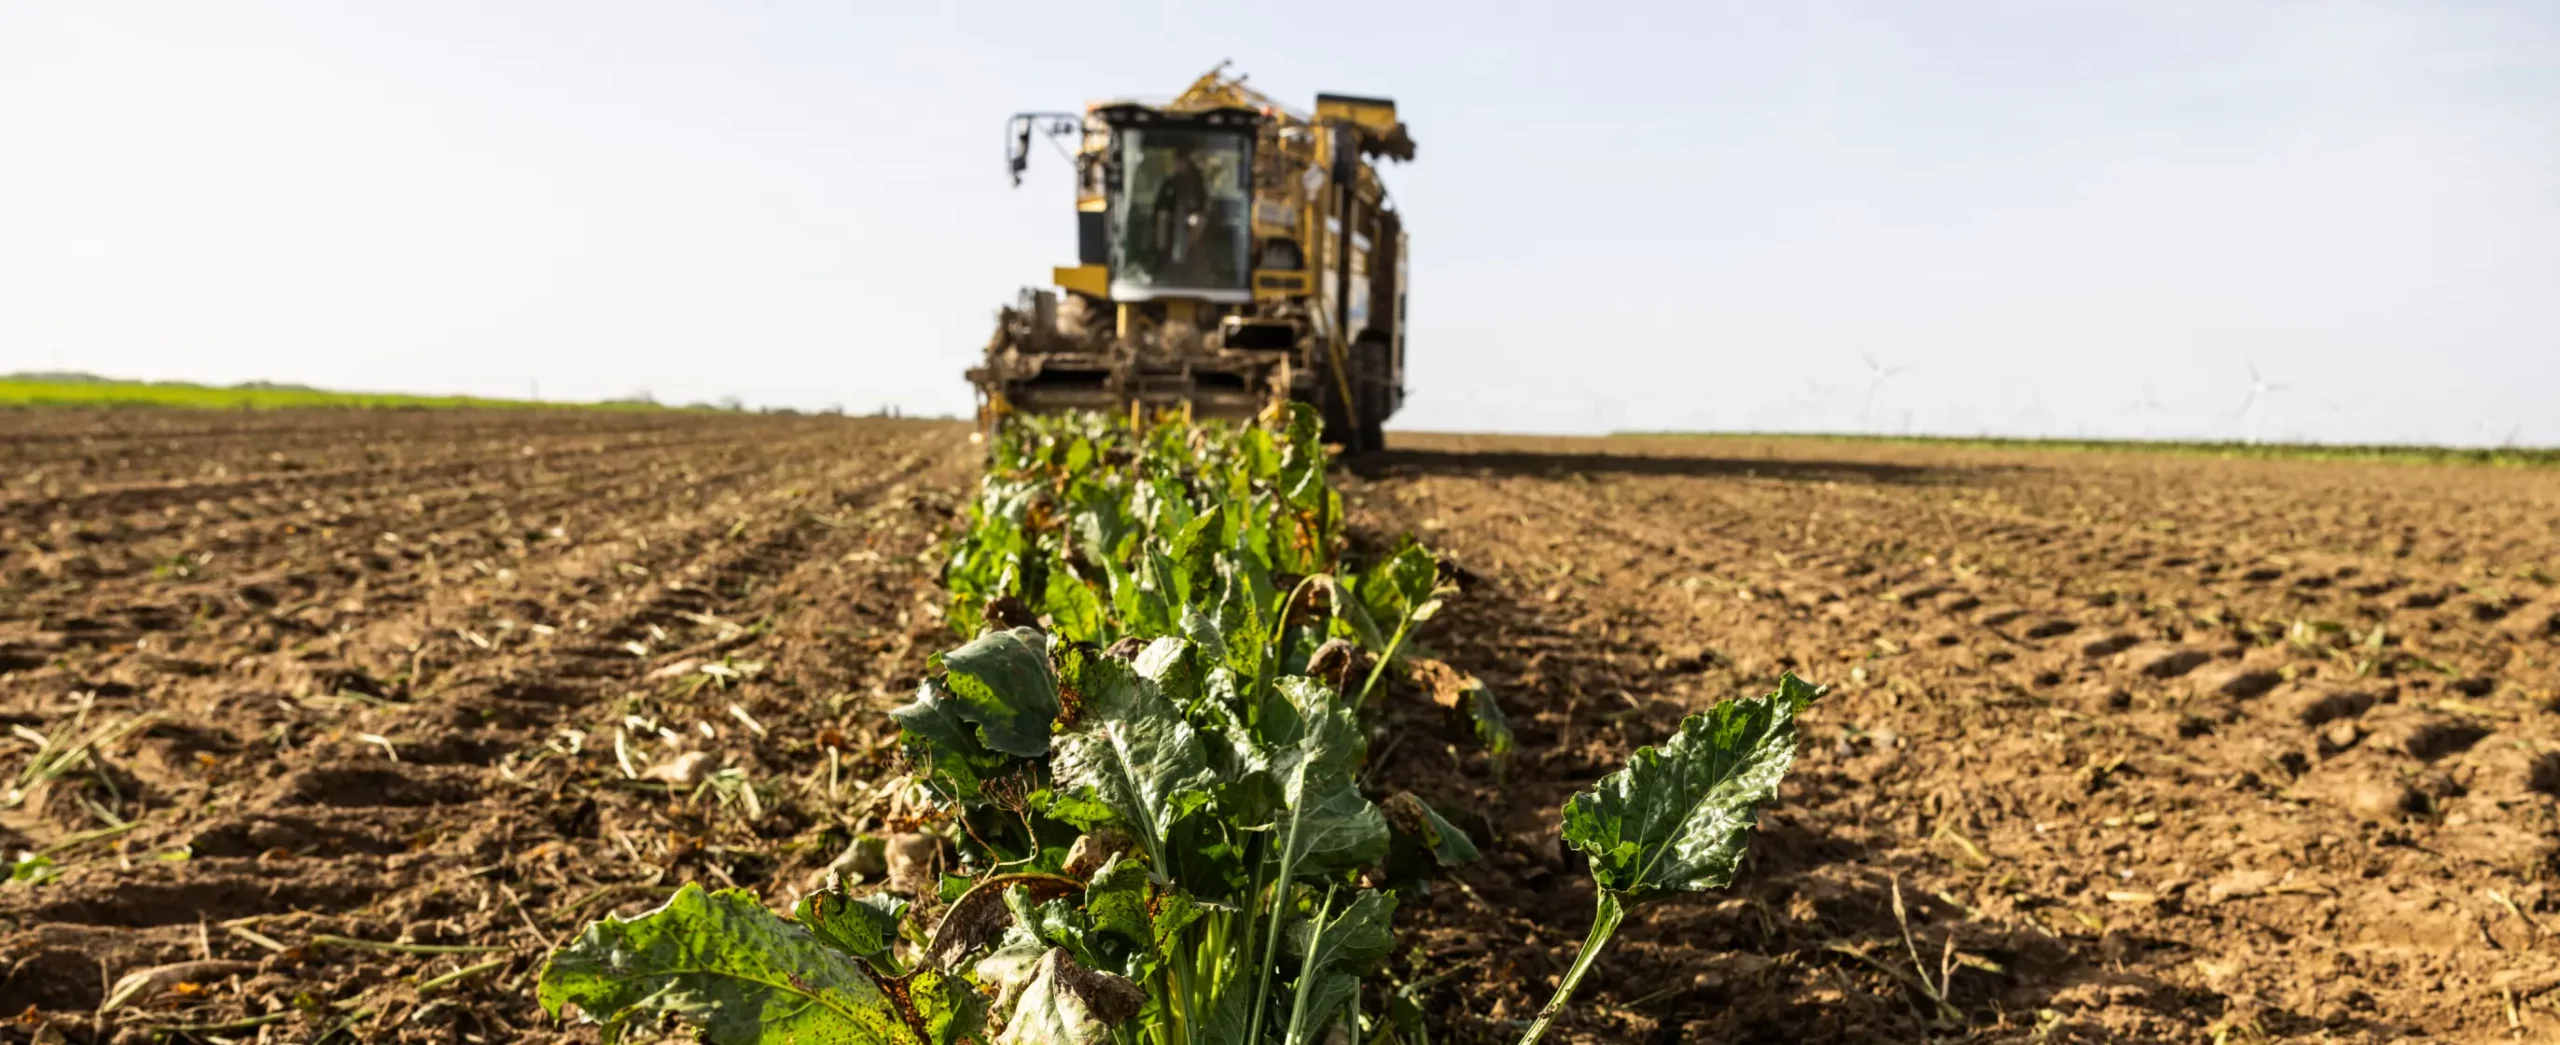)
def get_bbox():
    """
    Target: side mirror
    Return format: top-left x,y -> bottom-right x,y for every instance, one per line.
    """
1005,113 -> 1085,188
1007,115 -> 1034,187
